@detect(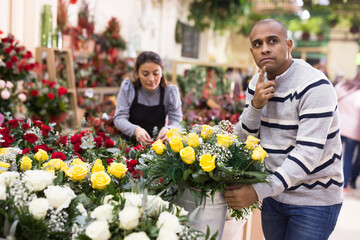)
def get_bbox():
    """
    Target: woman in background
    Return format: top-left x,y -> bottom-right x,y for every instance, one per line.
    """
335,71 -> 360,191
113,51 -> 182,145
